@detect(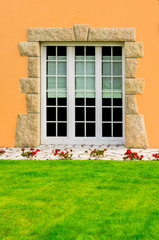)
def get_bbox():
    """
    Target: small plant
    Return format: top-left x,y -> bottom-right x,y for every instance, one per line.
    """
152,153 -> 159,160
54,149 -> 73,160
0,150 -> 5,155
21,148 -> 40,158
90,149 -> 107,159
123,149 -> 144,160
